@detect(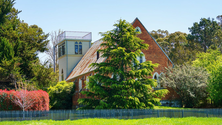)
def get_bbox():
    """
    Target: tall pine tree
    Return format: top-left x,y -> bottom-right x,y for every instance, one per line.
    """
78,19 -> 168,109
